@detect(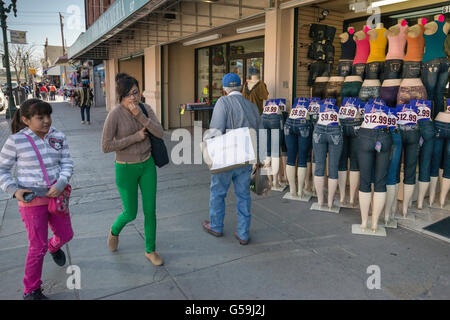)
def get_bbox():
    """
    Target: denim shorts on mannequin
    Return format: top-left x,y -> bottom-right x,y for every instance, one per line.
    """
325,81 -> 344,106
431,120 -> 450,179
359,85 -> 381,102
312,124 -> 343,179
365,61 -> 384,80
312,81 -> 328,99
356,127 -> 393,192
338,118 -> 363,172
380,85 -> 400,108
418,120 -> 436,182
308,61 -> 332,86
398,124 -> 420,185
337,60 -> 353,77
261,113 -> 284,158
397,85 -> 427,105
284,118 -> 312,167
340,81 -> 363,100
402,61 -> 421,79
352,63 -> 366,79
383,59 -> 403,80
